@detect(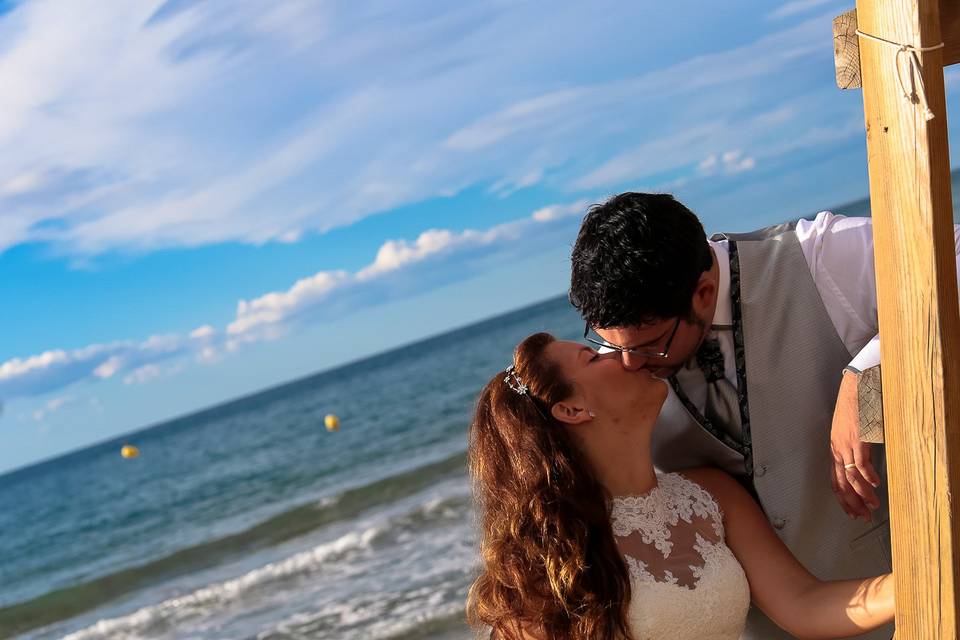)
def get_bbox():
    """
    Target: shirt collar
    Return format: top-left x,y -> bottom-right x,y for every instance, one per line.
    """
710,240 -> 732,328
